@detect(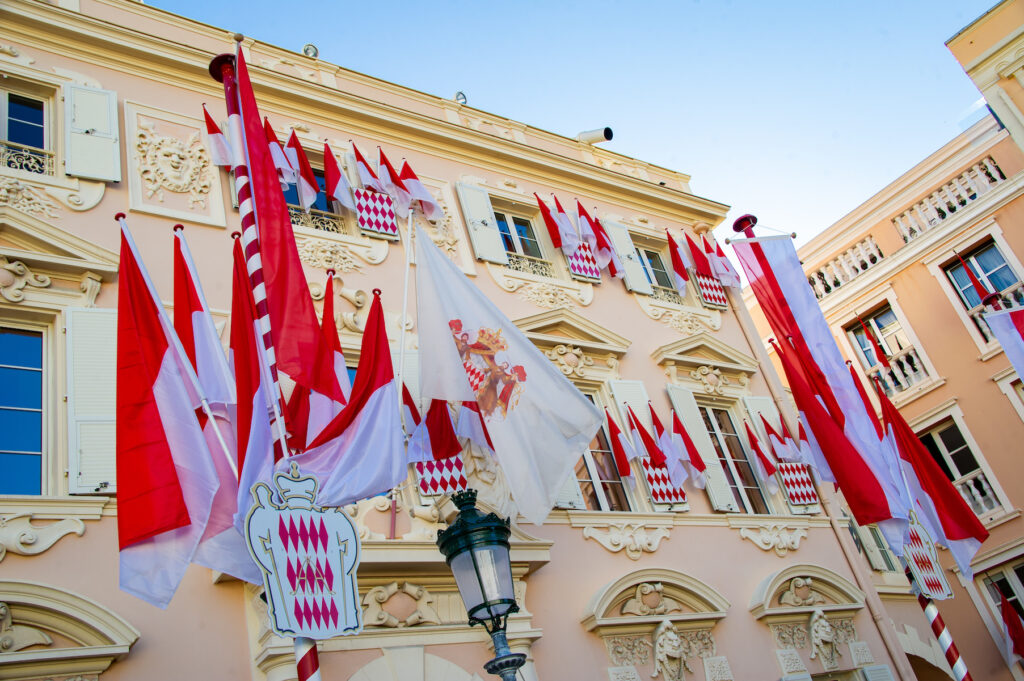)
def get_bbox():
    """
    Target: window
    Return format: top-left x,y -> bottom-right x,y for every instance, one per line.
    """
918,419 -> 1001,521
637,247 -> 684,305
699,406 -> 770,514
0,327 -> 43,495
944,242 -> 1024,341
982,561 -> 1024,621
1,89 -> 51,175
283,167 -> 350,235
575,422 -> 631,512
846,305 -> 928,395
493,209 -> 553,277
